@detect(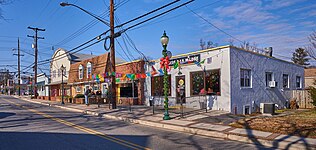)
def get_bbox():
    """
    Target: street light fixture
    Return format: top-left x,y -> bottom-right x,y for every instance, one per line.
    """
61,65 -> 66,105
161,31 -> 171,120
60,2 -> 110,27
60,1 -> 120,109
